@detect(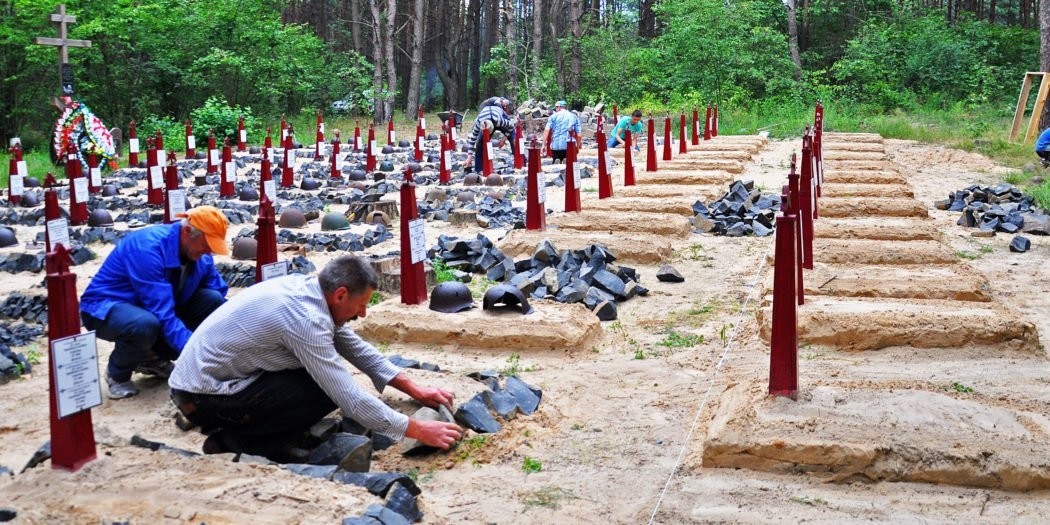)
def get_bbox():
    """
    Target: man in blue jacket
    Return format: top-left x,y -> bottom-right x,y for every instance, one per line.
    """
81,206 -> 230,399
1036,127 -> 1050,167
